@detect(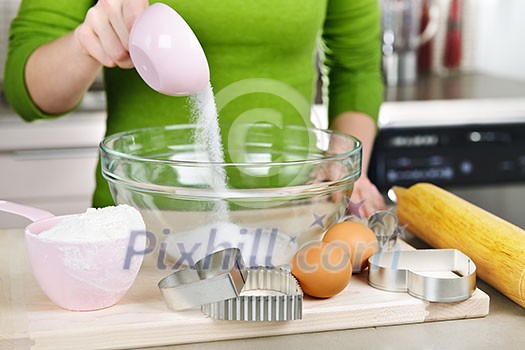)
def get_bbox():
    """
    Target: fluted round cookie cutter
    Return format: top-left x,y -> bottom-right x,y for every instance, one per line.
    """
368,249 -> 477,302
201,267 -> 303,321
